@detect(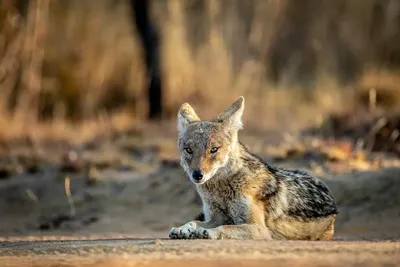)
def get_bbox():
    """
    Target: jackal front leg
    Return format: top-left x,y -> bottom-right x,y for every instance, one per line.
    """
193,223 -> 272,240
191,199 -> 271,240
